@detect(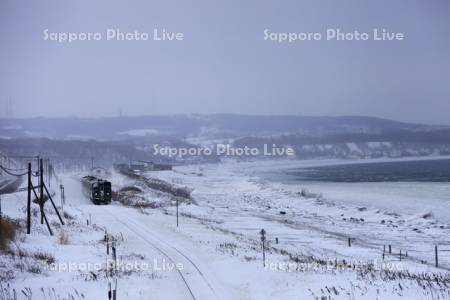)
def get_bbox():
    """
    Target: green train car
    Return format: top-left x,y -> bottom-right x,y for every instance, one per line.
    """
81,175 -> 112,205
